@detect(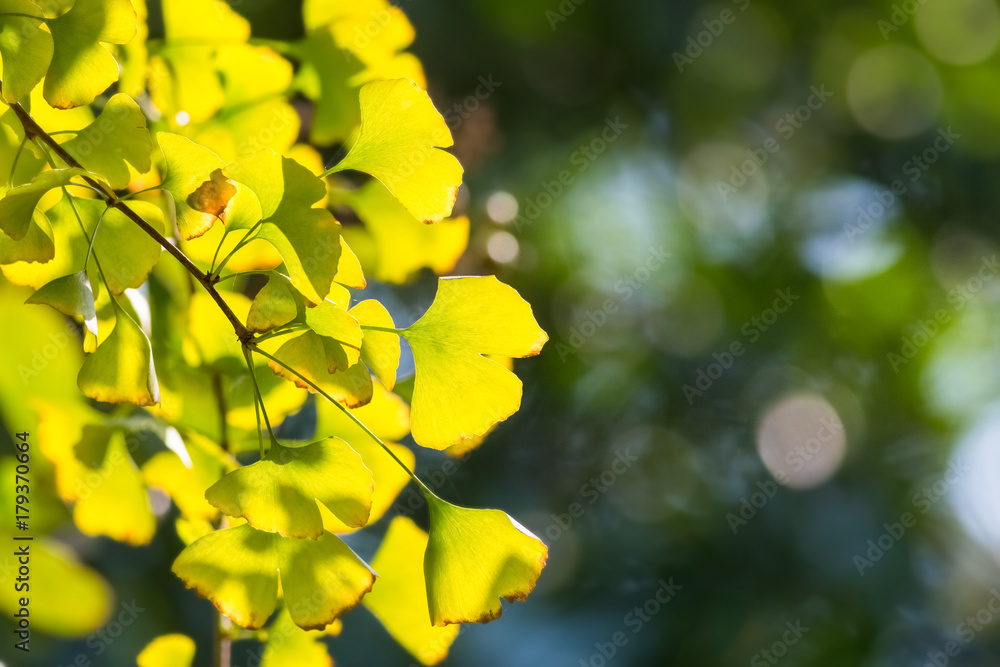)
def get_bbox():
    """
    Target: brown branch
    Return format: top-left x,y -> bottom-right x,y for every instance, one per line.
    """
5,90 -> 253,344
